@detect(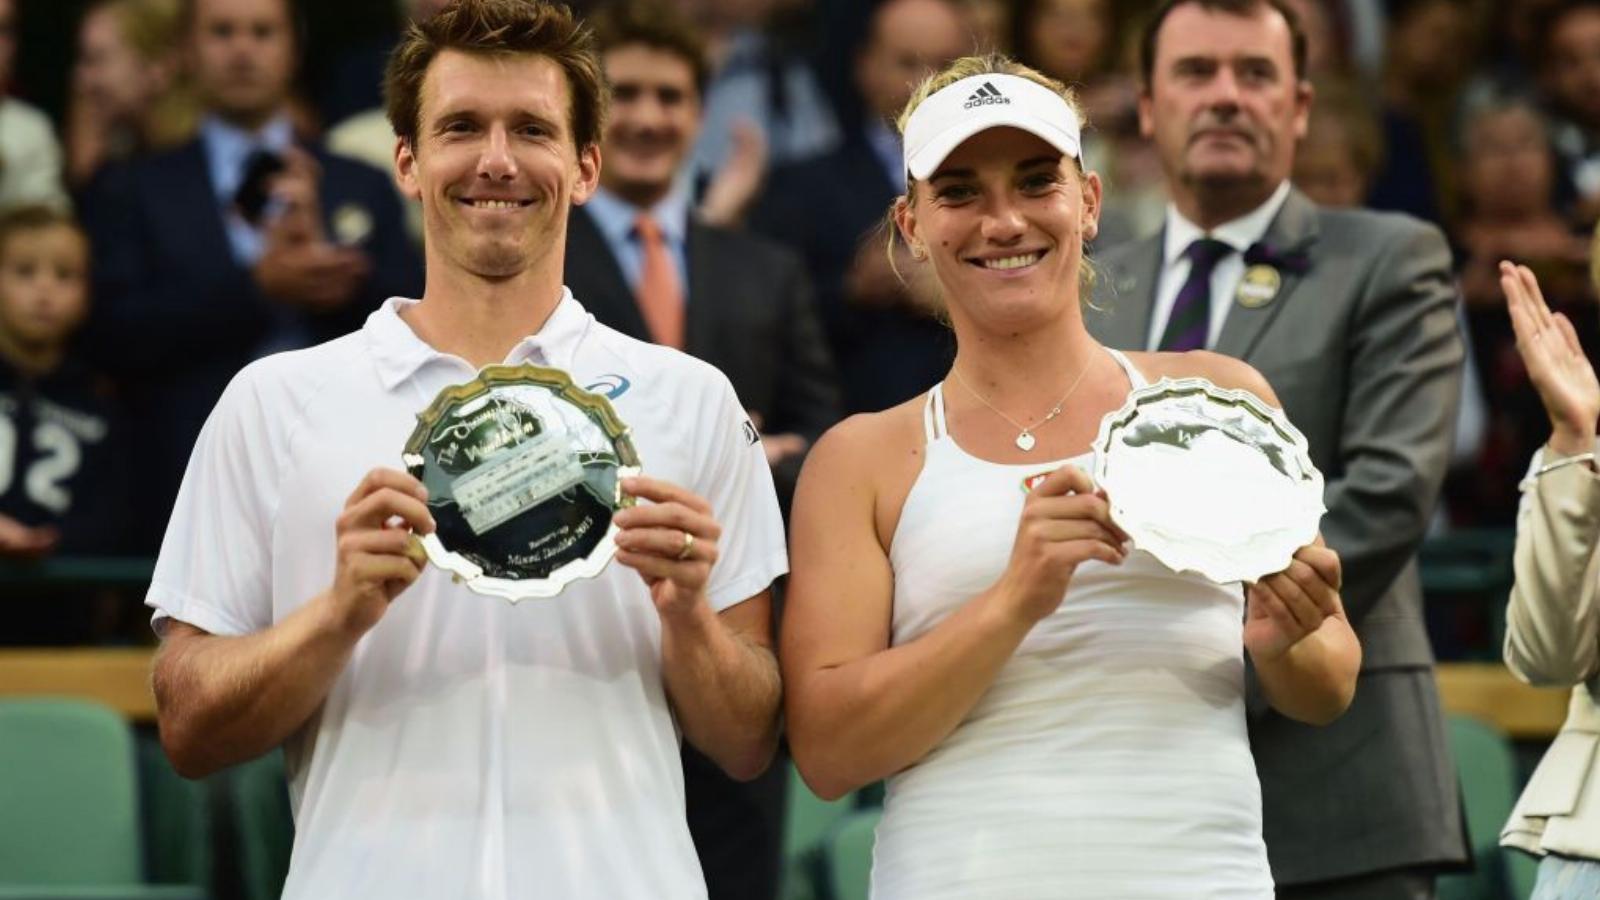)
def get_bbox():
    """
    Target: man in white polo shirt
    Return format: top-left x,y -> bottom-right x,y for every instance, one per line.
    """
145,2 -> 785,897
